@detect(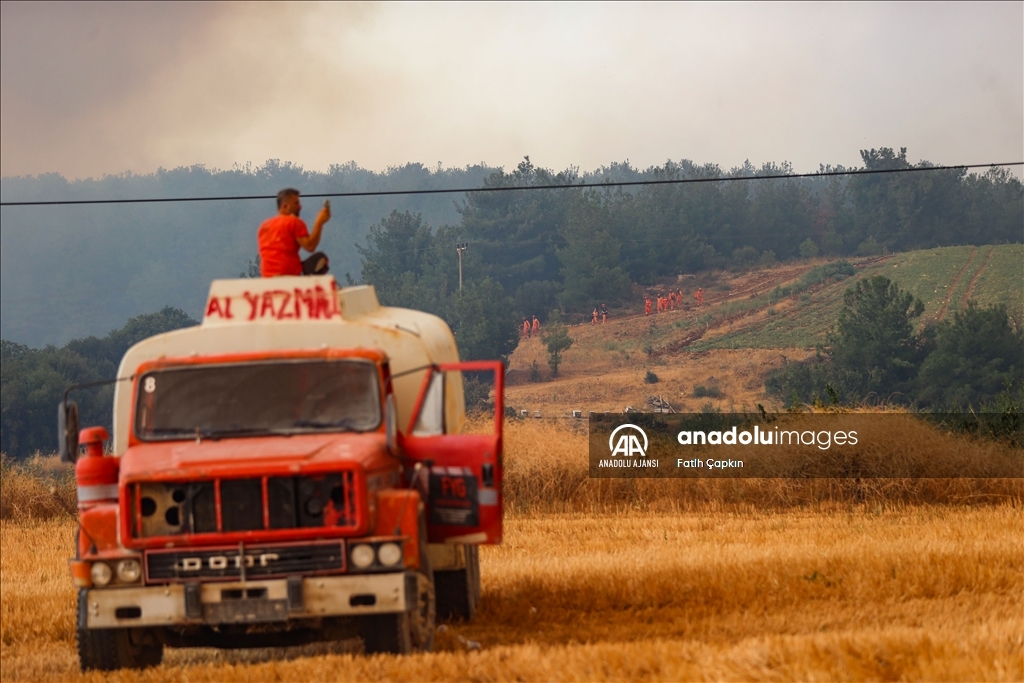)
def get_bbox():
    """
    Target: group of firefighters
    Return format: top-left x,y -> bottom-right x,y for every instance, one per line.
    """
521,288 -> 709,337
645,287 -> 703,316
522,287 -> 704,336
523,302 -> 613,337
